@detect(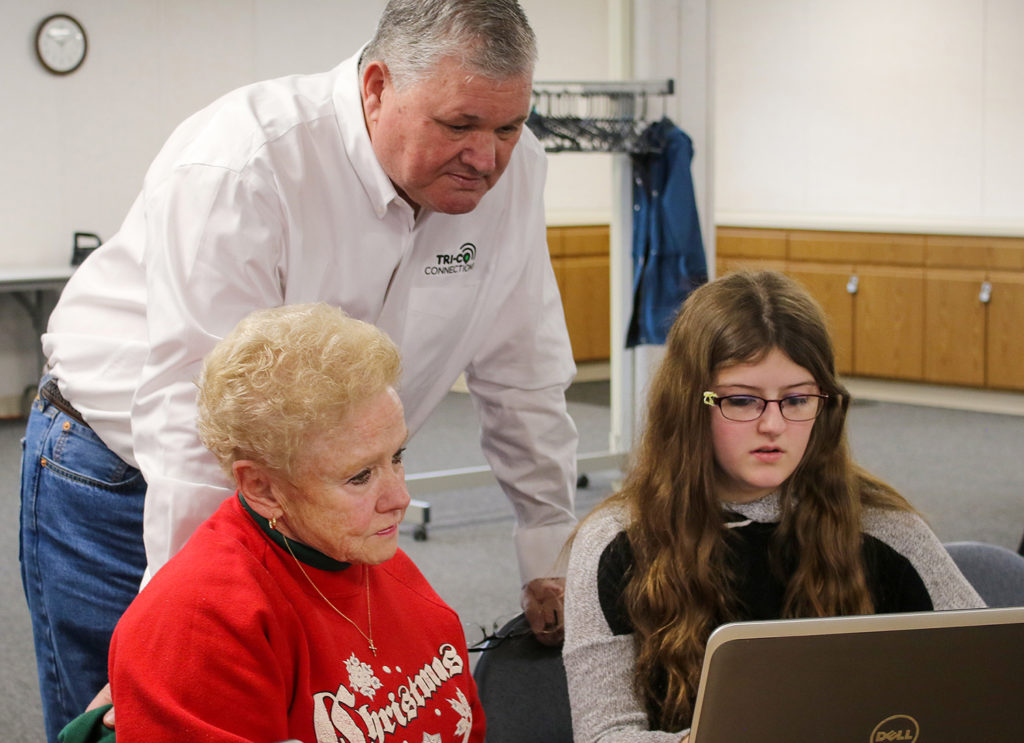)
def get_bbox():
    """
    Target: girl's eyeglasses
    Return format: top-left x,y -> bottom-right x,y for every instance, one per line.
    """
702,391 -> 829,422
